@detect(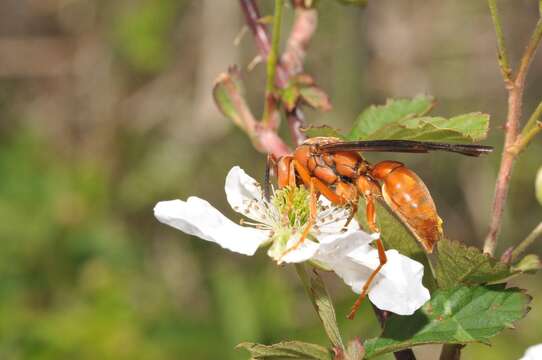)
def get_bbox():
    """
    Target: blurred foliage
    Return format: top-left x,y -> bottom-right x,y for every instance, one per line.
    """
0,0 -> 541,359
